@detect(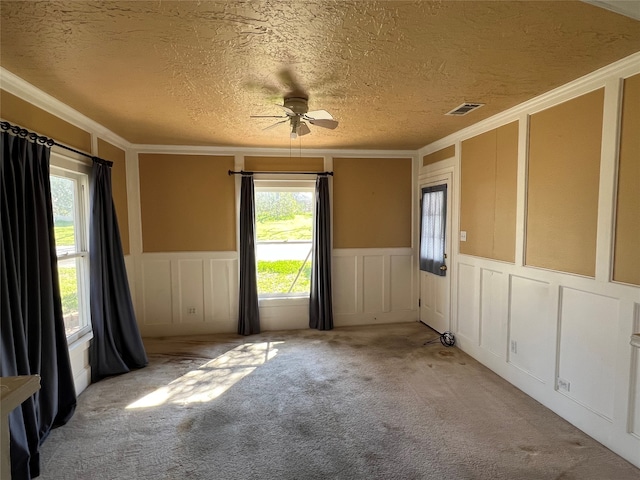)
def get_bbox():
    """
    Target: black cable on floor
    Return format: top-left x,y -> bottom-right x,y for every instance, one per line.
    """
423,331 -> 456,347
